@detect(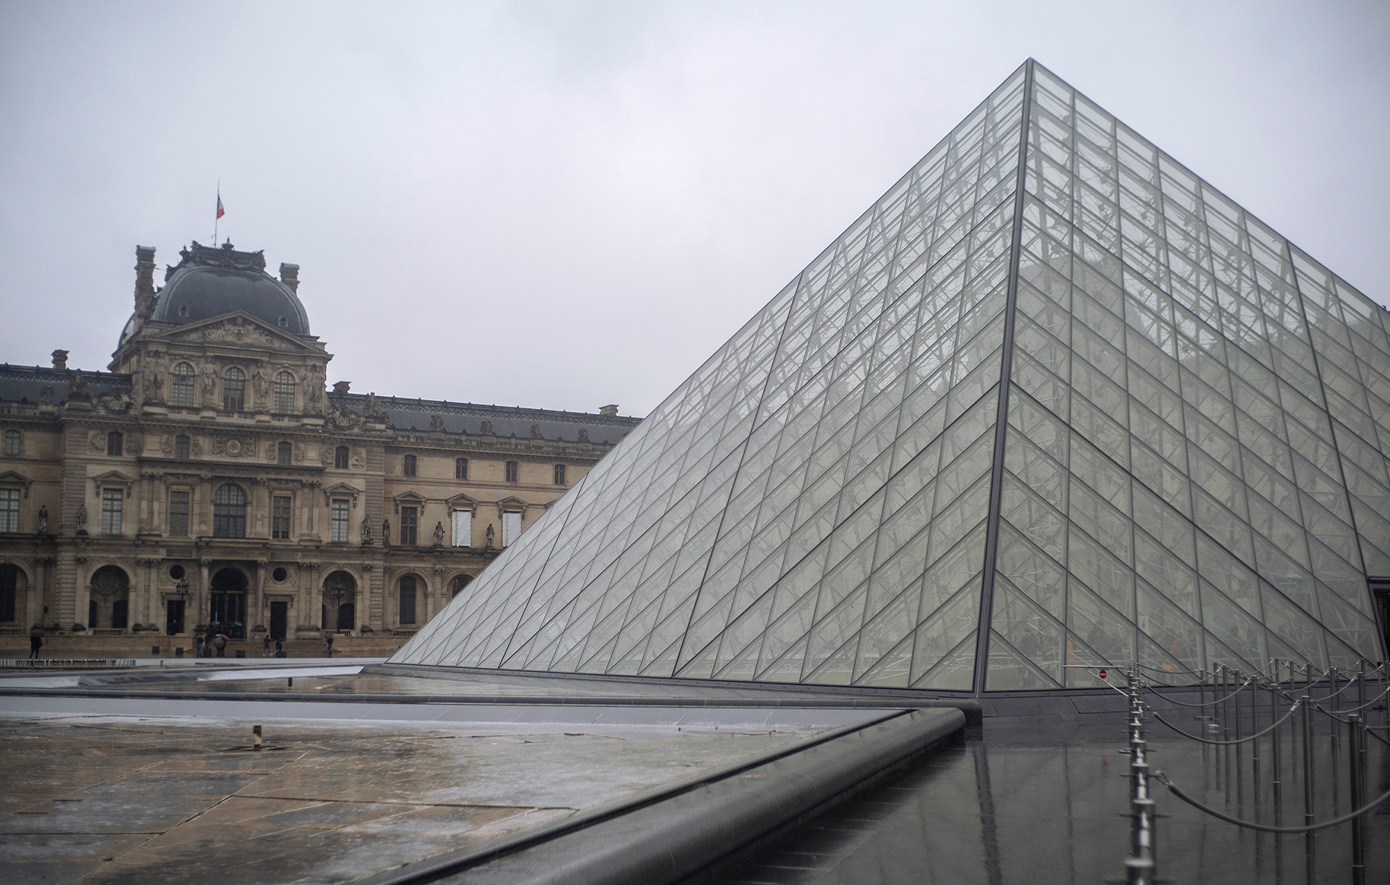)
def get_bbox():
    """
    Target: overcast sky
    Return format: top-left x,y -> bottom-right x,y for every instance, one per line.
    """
2,1 -> 1387,418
